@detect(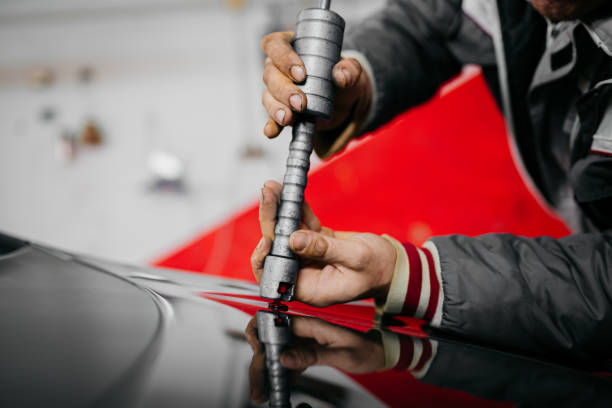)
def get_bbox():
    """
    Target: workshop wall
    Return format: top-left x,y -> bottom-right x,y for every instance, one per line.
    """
0,0 -> 382,263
